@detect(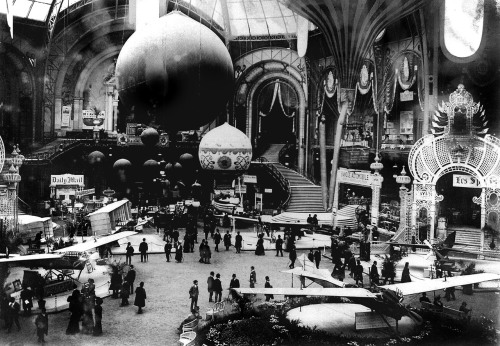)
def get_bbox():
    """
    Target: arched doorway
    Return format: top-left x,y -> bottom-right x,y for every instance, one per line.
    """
436,172 -> 482,228
255,79 -> 298,144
